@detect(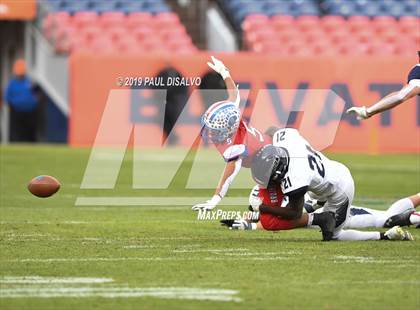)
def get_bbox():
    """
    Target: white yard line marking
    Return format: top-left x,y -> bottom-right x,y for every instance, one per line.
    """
172,249 -> 302,256
317,280 -> 420,285
172,248 -> 249,253
0,287 -> 241,302
123,243 -> 203,250
1,220 -> 197,225
3,256 -> 291,263
0,235 -> 224,243
334,255 -> 373,262
123,245 -> 160,249
216,252 -> 292,256
75,197 -> 248,206
0,276 -> 113,284
204,256 -> 290,261
333,255 -> 416,264
5,233 -> 51,237
62,221 -> 92,224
